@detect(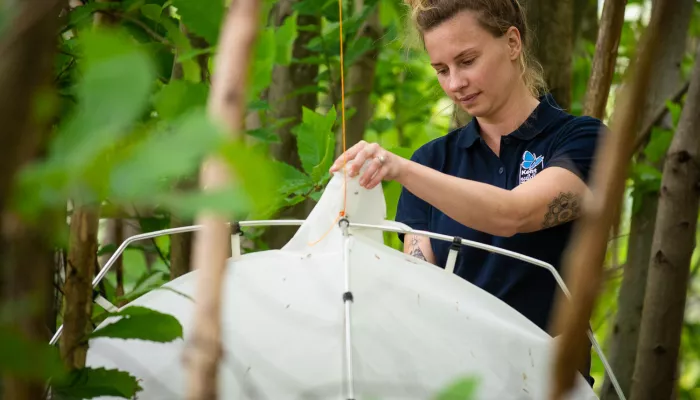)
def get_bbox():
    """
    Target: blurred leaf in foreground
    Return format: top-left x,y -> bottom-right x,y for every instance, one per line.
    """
52,367 -> 141,400
434,376 -> 478,400
89,306 -> 183,343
